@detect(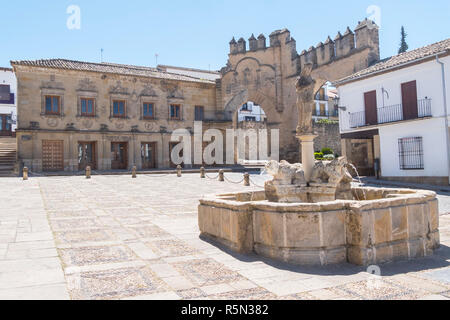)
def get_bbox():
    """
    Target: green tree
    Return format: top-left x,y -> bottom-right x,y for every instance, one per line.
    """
398,26 -> 409,54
